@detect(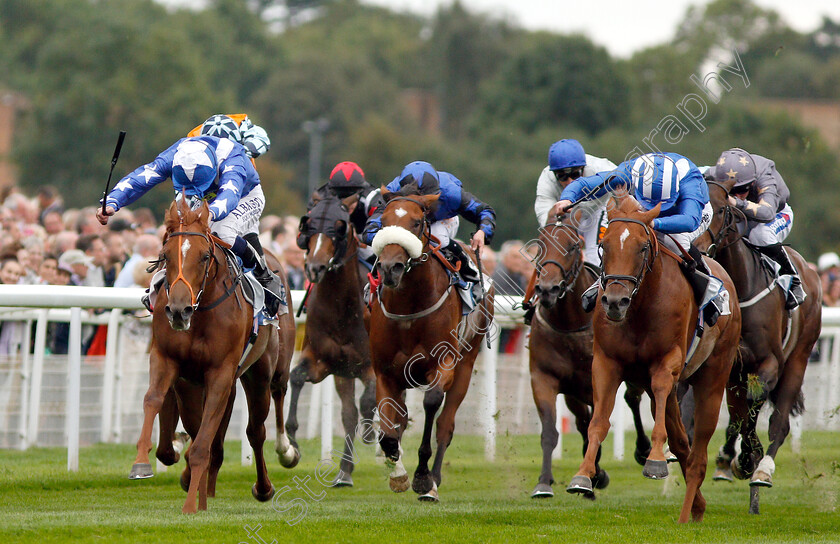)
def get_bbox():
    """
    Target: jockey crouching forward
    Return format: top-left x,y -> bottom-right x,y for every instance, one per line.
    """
713,148 -> 805,310
556,152 -> 724,327
362,160 -> 495,300
96,135 -> 285,316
